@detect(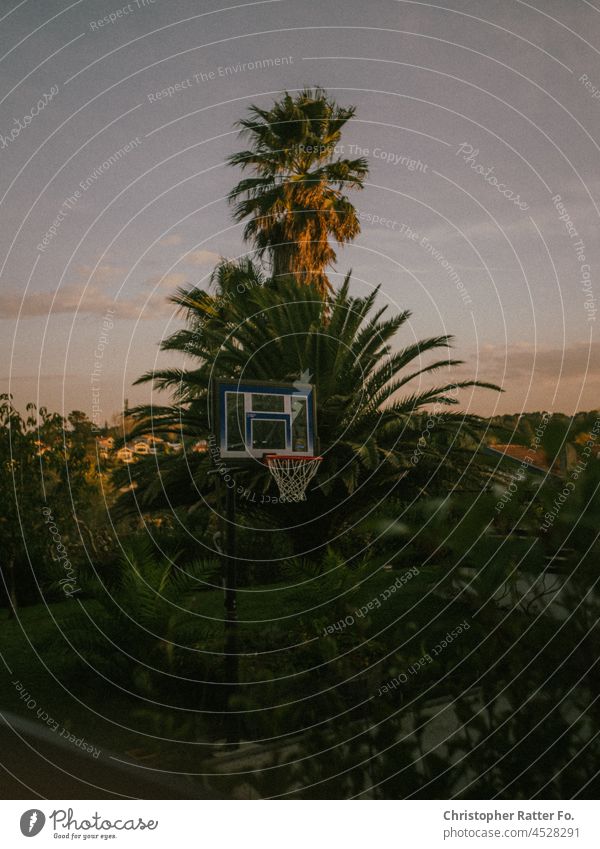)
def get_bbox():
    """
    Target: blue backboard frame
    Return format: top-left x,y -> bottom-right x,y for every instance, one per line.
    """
214,380 -> 317,461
